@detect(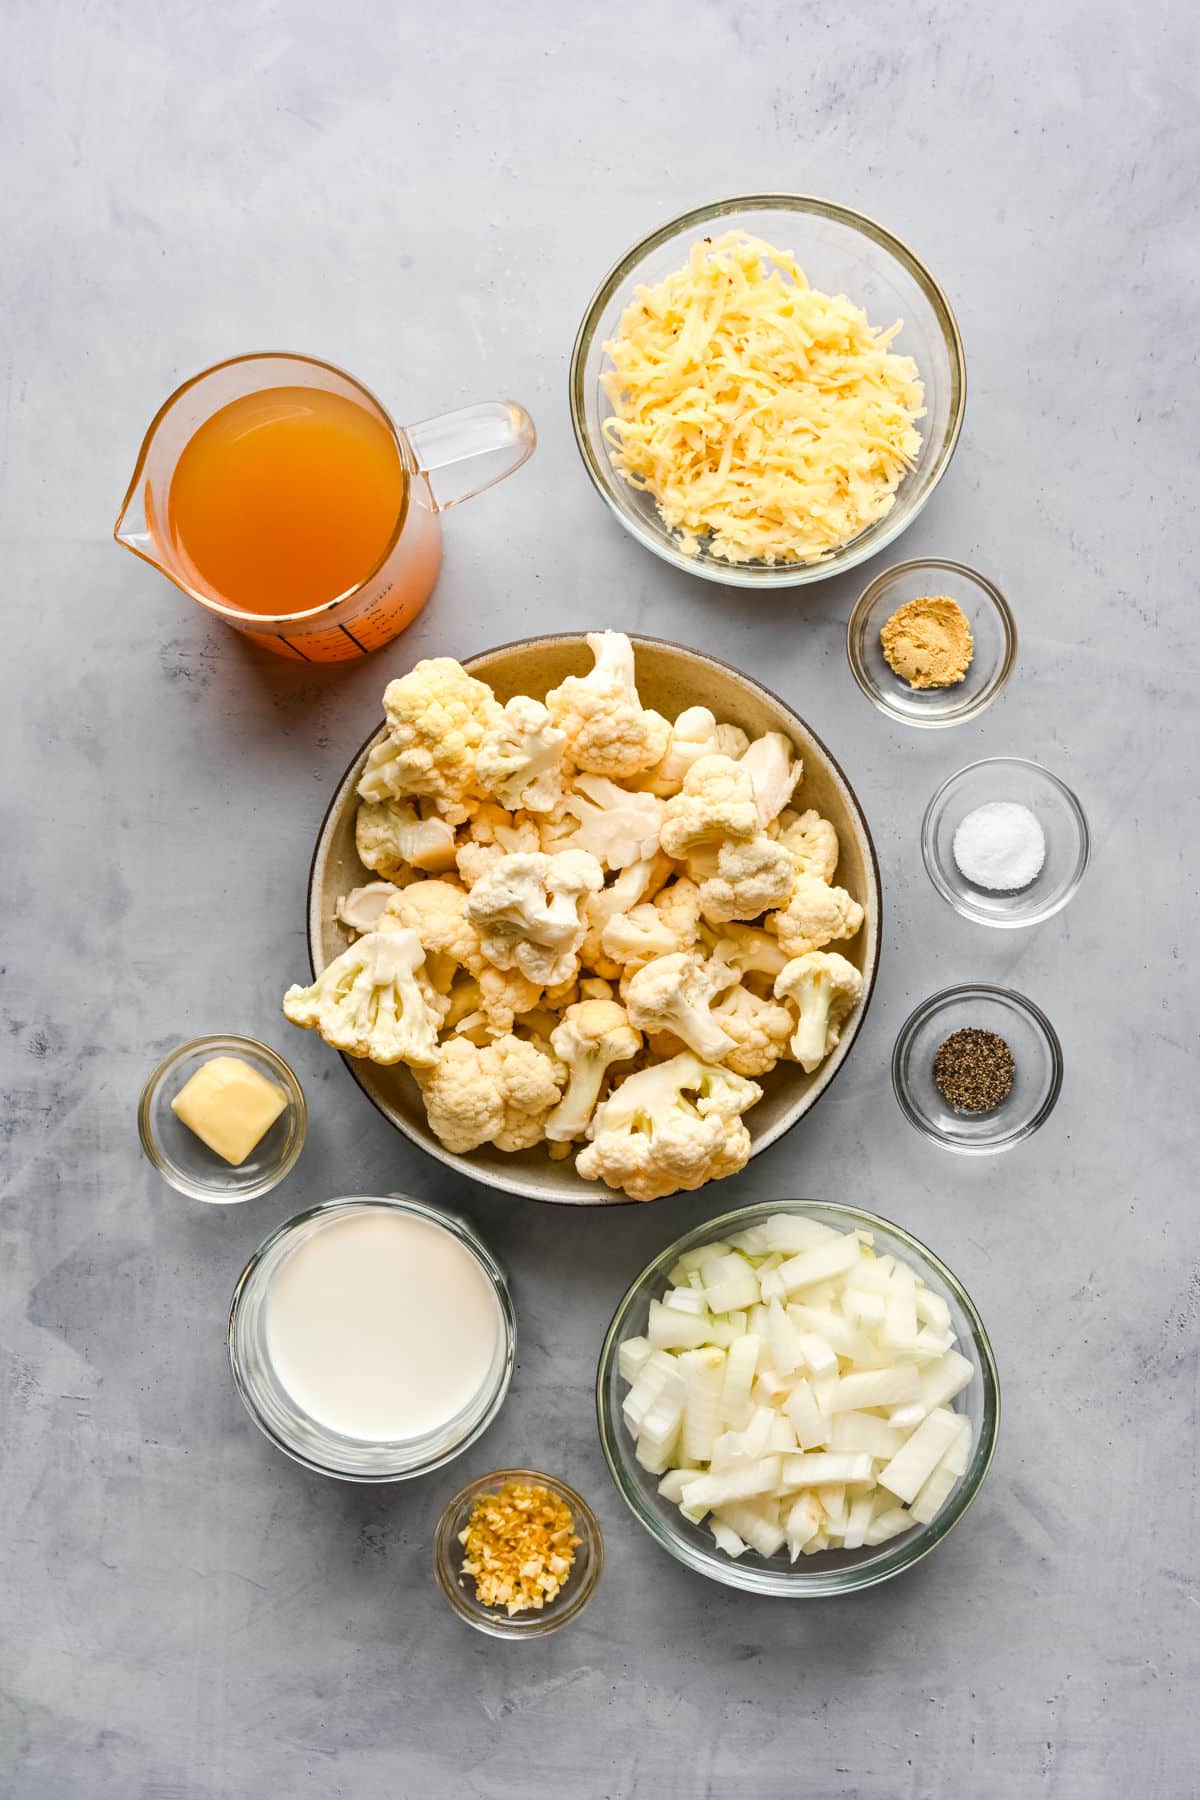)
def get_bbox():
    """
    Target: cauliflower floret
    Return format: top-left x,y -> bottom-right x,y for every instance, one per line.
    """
710,985 -> 796,1077
443,975 -> 485,1031
545,1000 -> 641,1142
708,920 -> 790,982
576,1053 -> 762,1201
776,808 -> 840,883
624,951 -> 739,1063
739,732 -> 803,825
600,874 -> 706,970
283,929 -> 441,1068
417,1033 -> 565,1154
488,1034 -> 566,1150
355,799 -> 458,879
466,849 -> 605,987
379,879 -> 478,969
690,835 -> 796,925
418,1037 -> 504,1150
640,707 -> 752,797
600,904 -> 683,971
474,966 -> 544,1033
475,695 -> 566,814
454,803 -> 542,888
380,878 -> 541,1029
775,952 -> 865,1074
768,873 -> 865,958
579,855 -> 673,979
561,775 -> 666,870
356,658 -> 501,822
545,632 -> 670,778
651,878 -> 704,948
658,754 -> 761,860
336,882 -> 402,936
